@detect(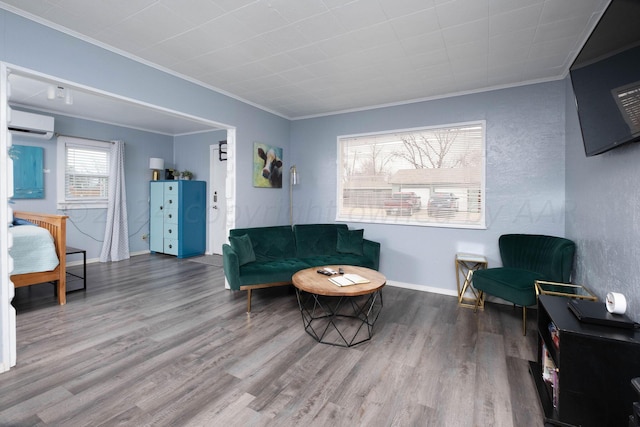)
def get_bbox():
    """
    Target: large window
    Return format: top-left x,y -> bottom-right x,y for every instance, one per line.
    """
337,121 -> 485,228
57,136 -> 111,209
